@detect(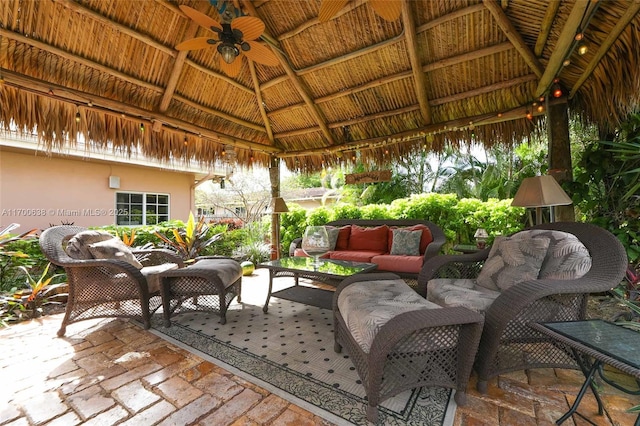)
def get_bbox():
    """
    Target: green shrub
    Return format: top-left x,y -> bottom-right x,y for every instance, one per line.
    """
330,204 -> 362,220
